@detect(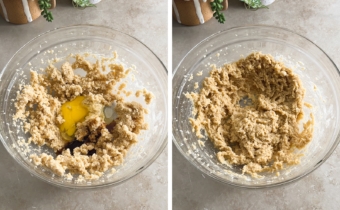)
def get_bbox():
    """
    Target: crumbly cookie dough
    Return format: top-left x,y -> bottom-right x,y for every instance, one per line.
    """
135,88 -> 154,105
185,52 -> 314,177
14,54 -> 152,180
